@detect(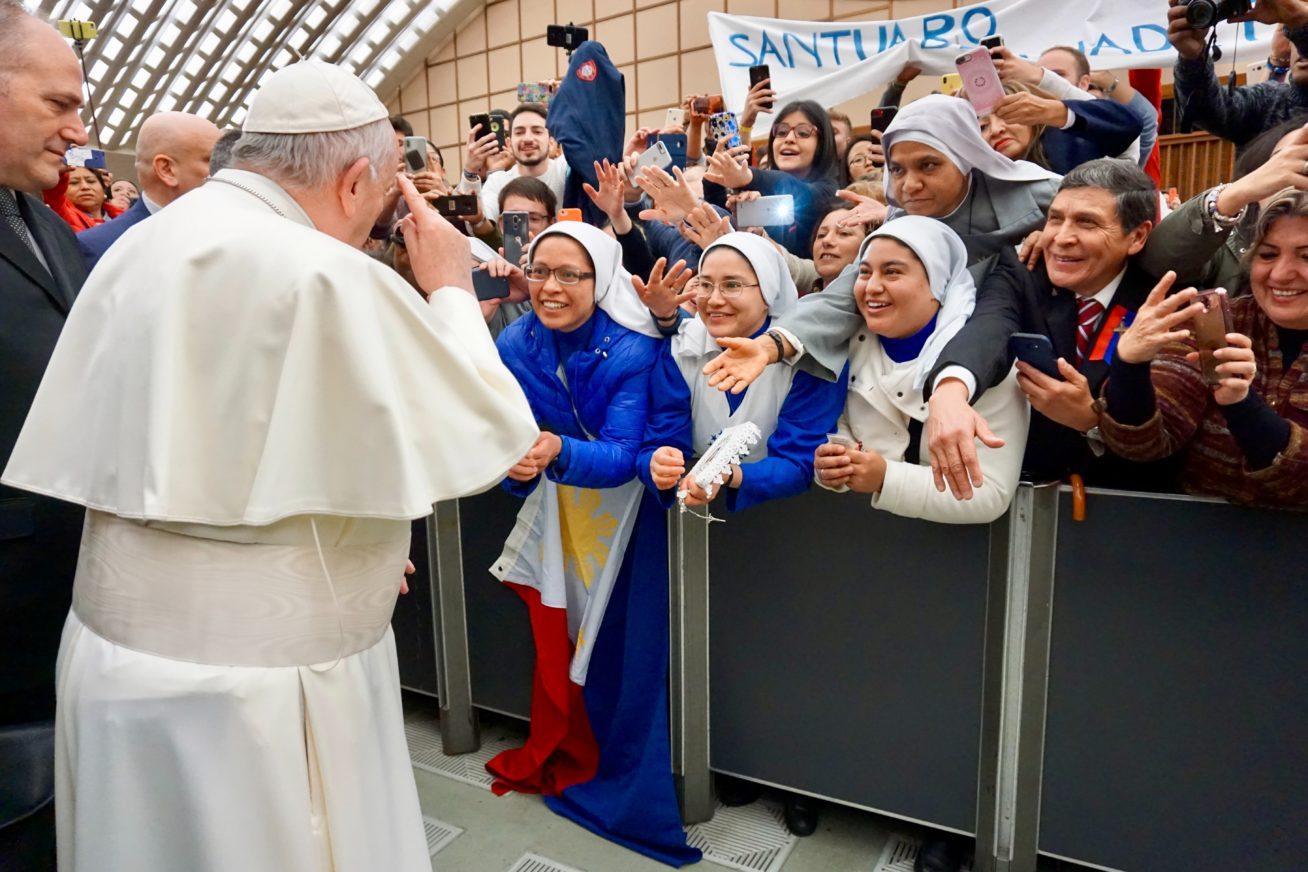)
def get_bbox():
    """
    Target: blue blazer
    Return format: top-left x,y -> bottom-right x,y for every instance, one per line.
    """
1042,99 -> 1144,176
76,195 -> 151,272
496,307 -> 657,496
